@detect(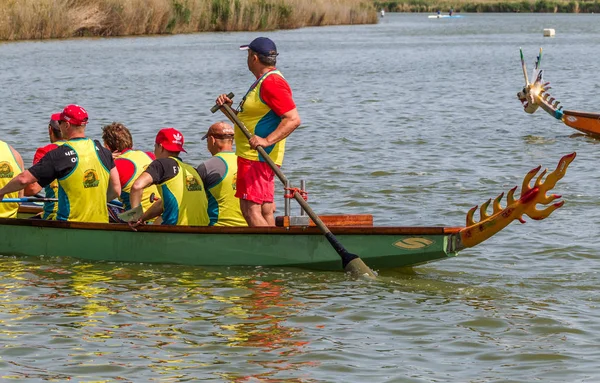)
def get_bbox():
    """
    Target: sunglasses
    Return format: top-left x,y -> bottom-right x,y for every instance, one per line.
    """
208,134 -> 234,140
